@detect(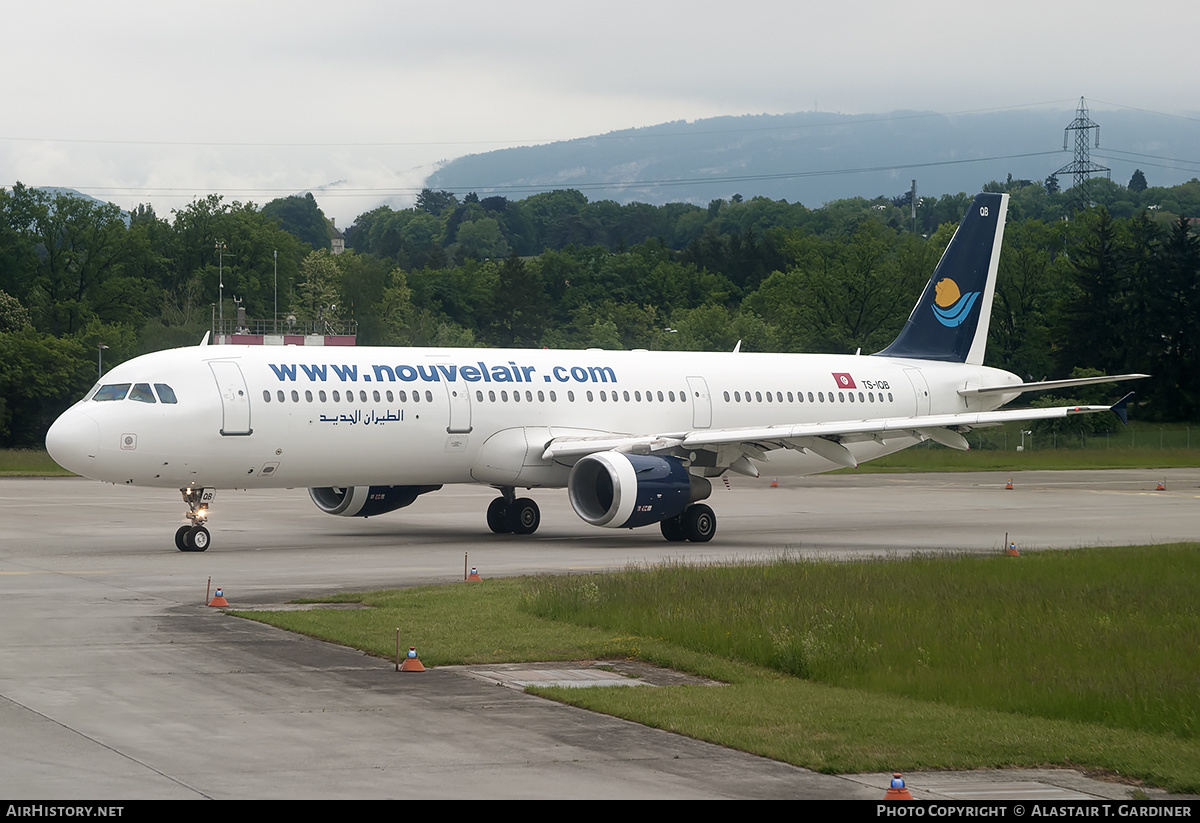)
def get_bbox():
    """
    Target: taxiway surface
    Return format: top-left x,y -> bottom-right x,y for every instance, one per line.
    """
1,470 -> 1195,799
